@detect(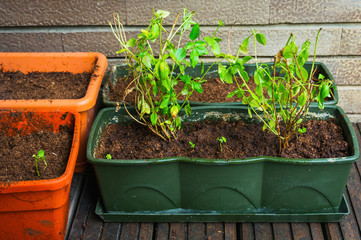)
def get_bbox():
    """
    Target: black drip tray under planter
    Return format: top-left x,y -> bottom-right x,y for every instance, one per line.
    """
95,195 -> 349,223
